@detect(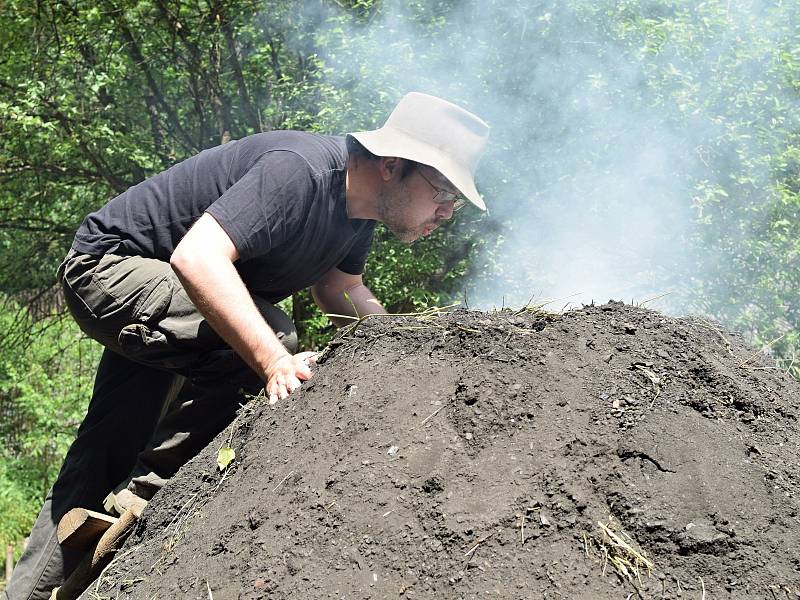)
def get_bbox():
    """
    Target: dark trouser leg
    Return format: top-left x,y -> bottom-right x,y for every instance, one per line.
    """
3,351 -> 176,600
4,252 -> 297,600
125,378 -> 250,497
